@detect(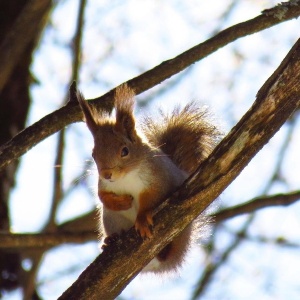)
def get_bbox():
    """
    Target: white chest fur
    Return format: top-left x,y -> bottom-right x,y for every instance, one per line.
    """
101,167 -> 147,223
